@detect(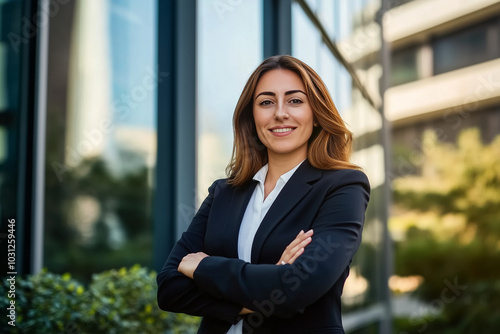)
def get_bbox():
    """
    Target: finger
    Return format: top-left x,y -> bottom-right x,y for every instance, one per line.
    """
300,235 -> 313,247
286,235 -> 312,264
283,231 -> 311,255
290,229 -> 313,248
286,230 -> 310,251
288,247 -> 304,264
286,230 -> 305,249
286,236 -> 312,258
277,230 -> 314,265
